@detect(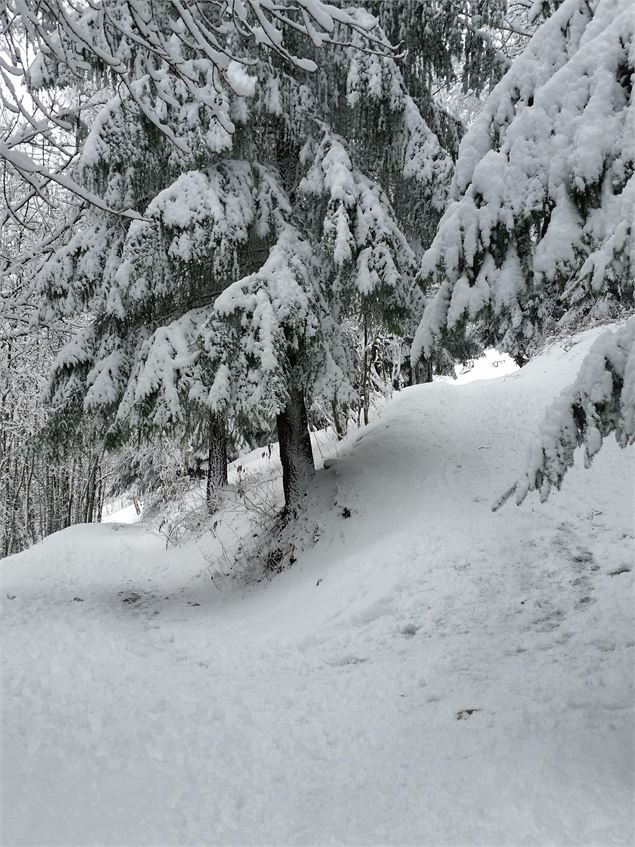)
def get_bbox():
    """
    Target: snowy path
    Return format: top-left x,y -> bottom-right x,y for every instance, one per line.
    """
1,330 -> 633,846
